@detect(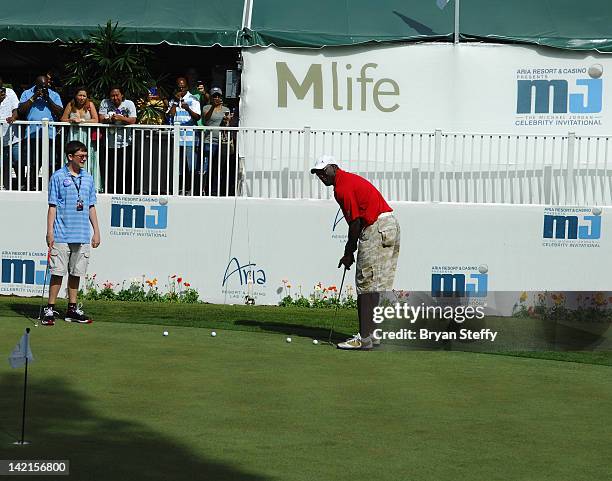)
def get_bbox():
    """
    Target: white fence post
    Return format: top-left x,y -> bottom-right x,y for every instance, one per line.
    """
302,126 -> 311,198
41,118 -> 50,192
433,129 -> 442,202
543,165 -> 553,205
172,121 -> 180,196
566,132 -> 576,204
